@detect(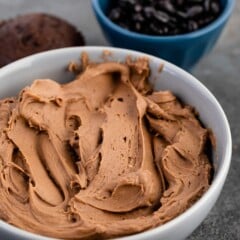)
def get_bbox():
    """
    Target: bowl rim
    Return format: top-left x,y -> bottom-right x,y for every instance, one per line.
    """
92,0 -> 235,41
0,46 -> 232,240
